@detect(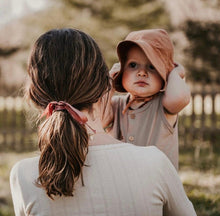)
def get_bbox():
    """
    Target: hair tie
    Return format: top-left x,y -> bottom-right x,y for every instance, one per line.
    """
40,101 -> 96,133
